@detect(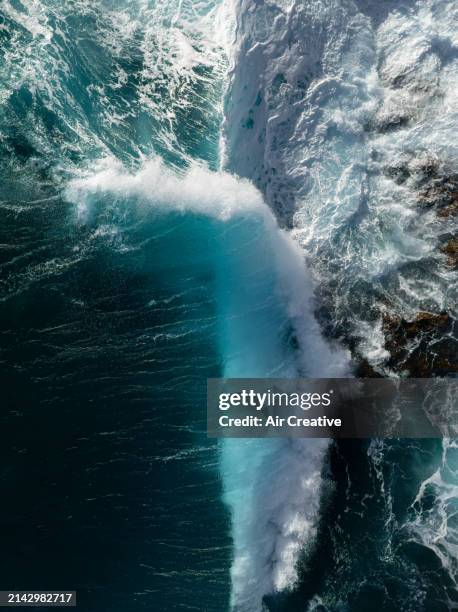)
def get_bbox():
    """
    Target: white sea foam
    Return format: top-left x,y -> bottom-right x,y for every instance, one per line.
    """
1,0 -> 226,164
220,437 -> 329,611
224,0 -> 458,364
2,0 -> 52,41
409,439 -> 458,582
